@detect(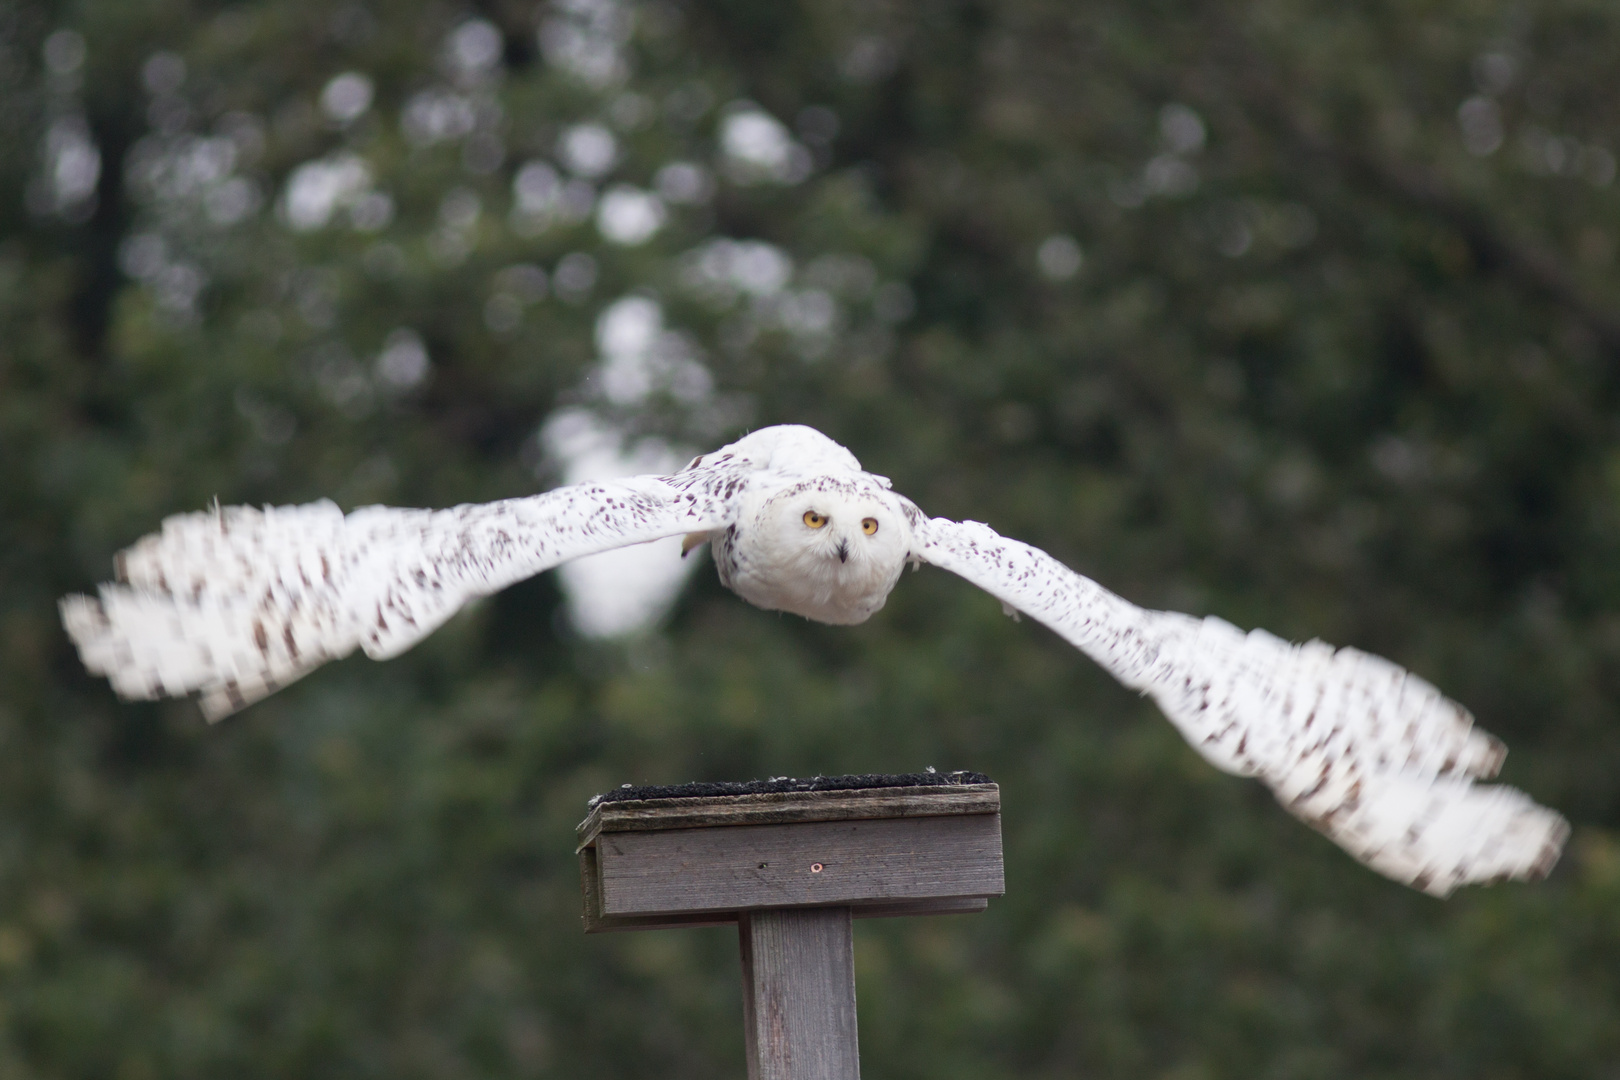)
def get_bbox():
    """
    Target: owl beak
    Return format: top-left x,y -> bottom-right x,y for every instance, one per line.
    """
837,539 -> 849,563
